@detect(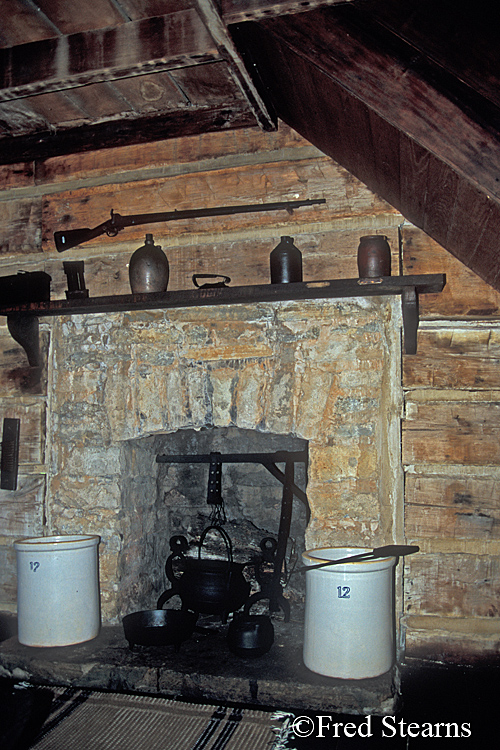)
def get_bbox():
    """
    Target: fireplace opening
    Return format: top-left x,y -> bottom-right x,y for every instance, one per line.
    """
118,427 -> 309,621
